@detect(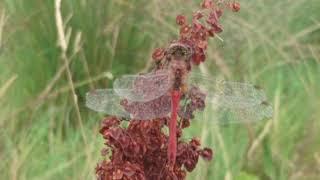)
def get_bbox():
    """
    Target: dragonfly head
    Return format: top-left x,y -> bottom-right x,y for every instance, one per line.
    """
167,43 -> 192,62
